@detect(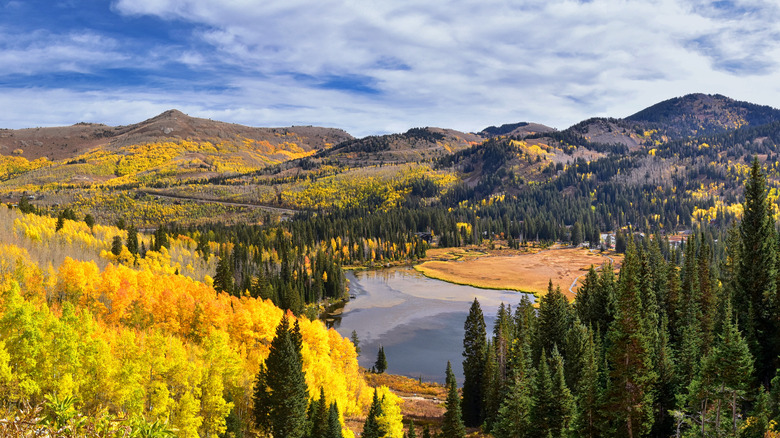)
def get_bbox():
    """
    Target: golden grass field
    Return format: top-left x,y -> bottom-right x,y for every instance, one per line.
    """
415,247 -> 620,300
